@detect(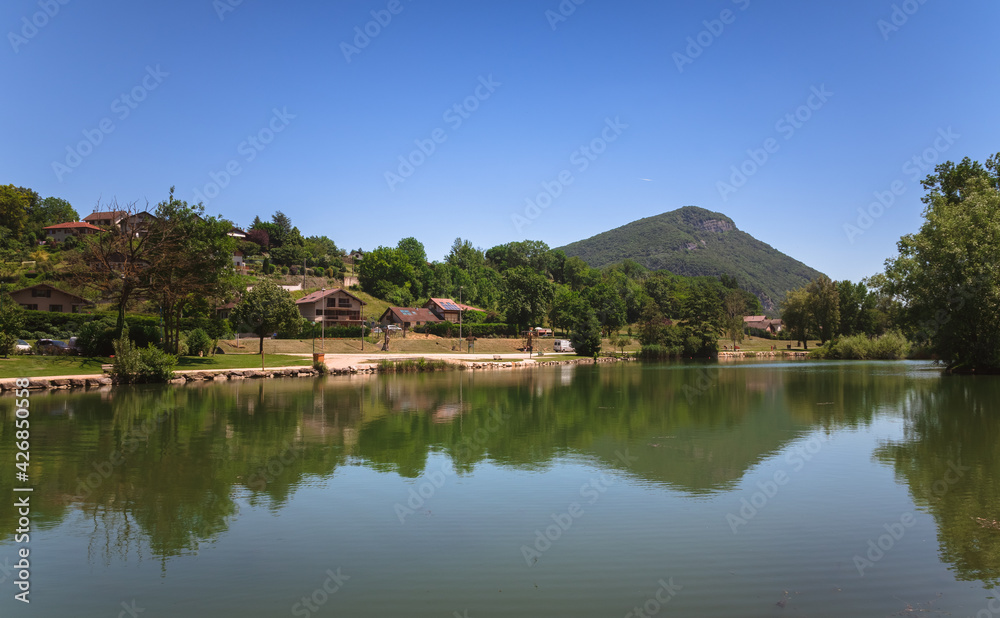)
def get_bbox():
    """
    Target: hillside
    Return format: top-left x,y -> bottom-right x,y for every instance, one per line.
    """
558,206 -> 822,311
